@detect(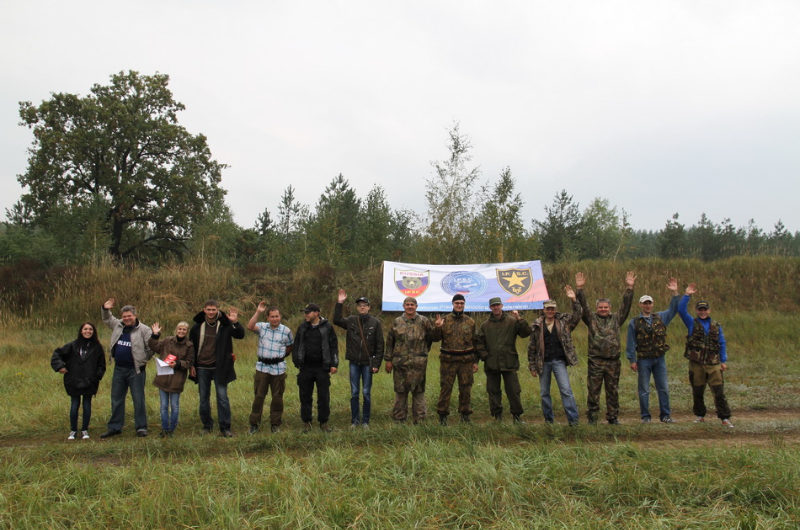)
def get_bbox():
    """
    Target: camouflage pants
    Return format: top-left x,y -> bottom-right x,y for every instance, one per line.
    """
436,355 -> 476,416
485,369 -> 523,417
688,361 -> 731,420
392,357 -> 428,422
587,357 -> 621,422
